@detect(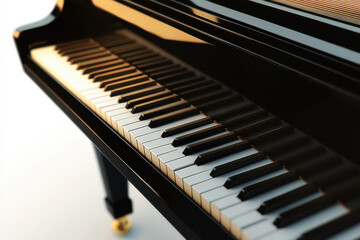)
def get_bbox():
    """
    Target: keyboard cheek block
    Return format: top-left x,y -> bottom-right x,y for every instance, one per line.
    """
30,30 -> 360,240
